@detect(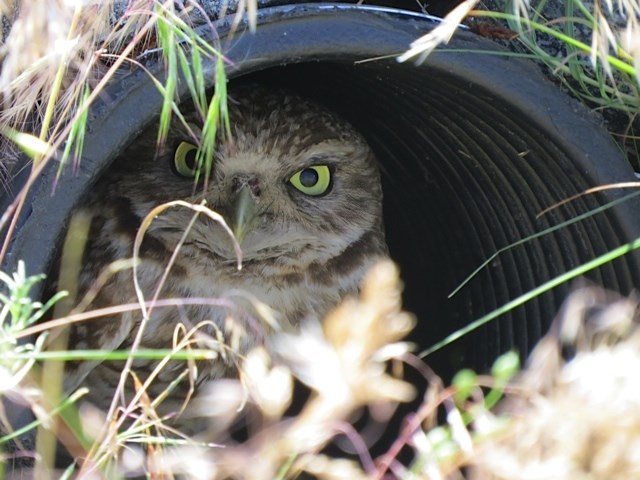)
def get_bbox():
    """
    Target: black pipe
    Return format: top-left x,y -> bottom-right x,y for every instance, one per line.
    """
3,3 -> 639,377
